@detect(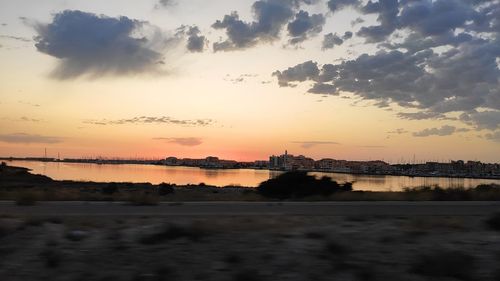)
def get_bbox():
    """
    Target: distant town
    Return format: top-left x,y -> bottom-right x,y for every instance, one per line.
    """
2,150 -> 500,179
